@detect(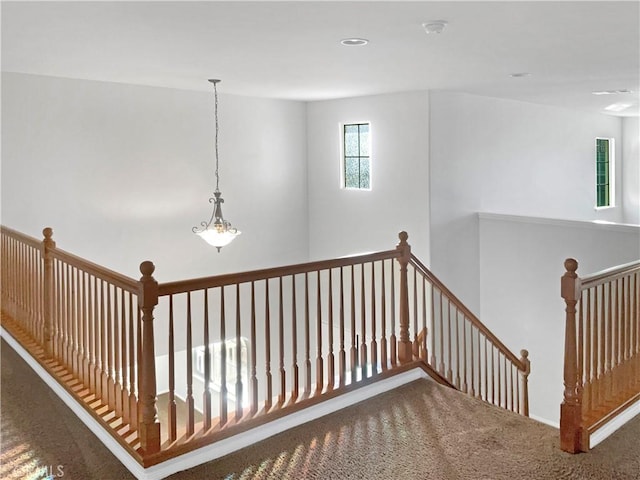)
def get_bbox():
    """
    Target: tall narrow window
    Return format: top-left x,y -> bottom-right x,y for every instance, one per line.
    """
343,123 -> 370,189
596,138 -> 614,208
